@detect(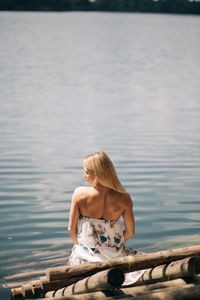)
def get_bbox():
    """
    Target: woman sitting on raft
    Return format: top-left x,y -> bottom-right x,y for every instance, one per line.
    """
68,151 -> 145,284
